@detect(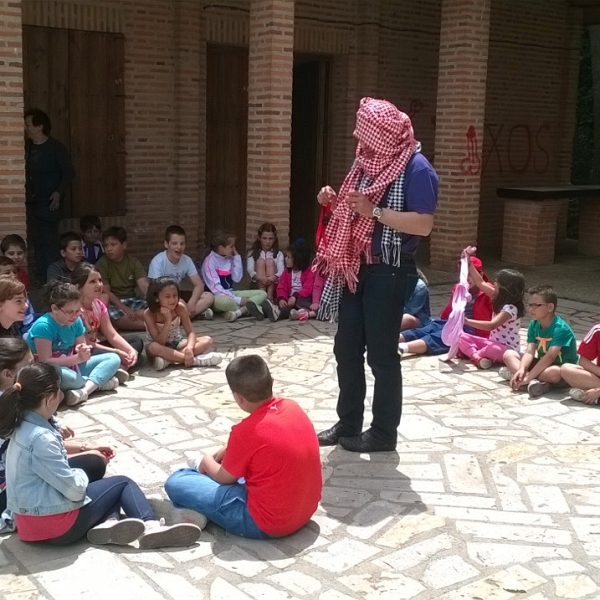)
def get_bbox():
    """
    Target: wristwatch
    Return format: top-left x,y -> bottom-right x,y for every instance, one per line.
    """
372,207 -> 383,221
